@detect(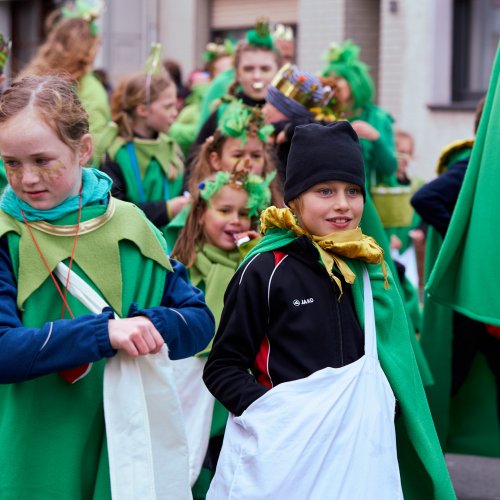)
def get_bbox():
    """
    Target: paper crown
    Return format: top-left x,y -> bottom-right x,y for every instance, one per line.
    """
199,169 -> 275,217
272,24 -> 294,42
0,33 -> 11,72
270,63 -> 329,110
217,99 -> 274,144
203,39 -> 235,63
62,0 -> 104,36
